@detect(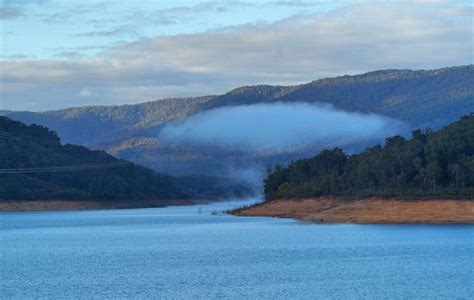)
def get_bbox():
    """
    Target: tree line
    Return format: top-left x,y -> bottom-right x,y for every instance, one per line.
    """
0,116 -> 186,201
264,114 -> 474,200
